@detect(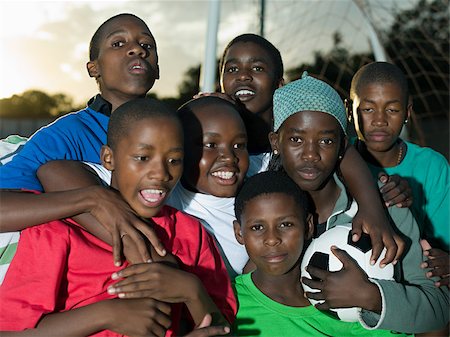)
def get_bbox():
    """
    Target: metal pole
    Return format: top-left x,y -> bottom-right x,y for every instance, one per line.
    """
200,0 -> 221,92
259,0 -> 266,37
